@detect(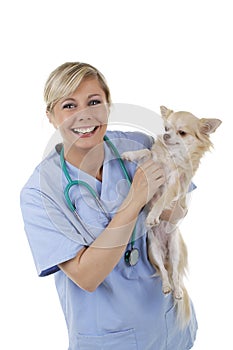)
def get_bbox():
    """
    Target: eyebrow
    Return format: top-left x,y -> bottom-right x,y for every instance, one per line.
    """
61,93 -> 102,103
87,93 -> 102,99
61,97 -> 76,103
